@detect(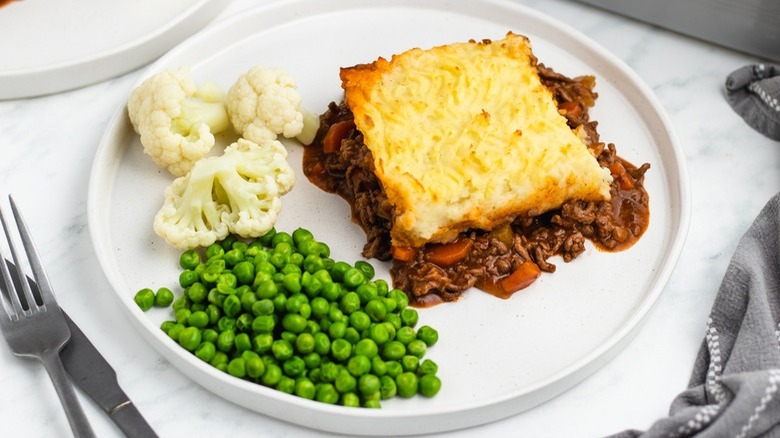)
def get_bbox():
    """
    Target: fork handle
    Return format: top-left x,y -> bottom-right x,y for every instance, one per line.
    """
40,349 -> 96,438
